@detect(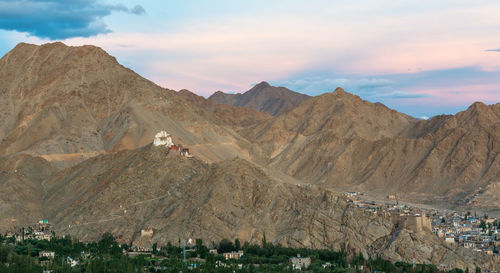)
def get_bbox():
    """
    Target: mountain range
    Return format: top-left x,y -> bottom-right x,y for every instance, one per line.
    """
0,42 -> 498,270
243,89 -> 500,209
